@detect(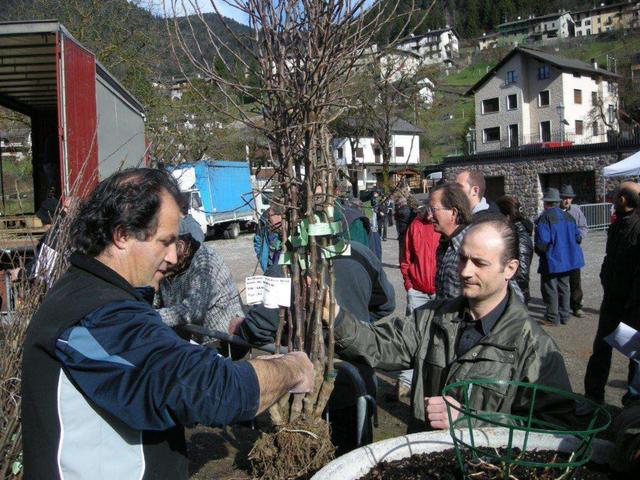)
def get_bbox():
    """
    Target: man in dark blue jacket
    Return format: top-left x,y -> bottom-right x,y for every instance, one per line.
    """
535,187 -> 585,326
22,168 -> 314,480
